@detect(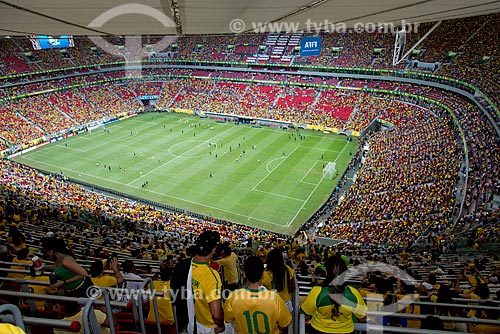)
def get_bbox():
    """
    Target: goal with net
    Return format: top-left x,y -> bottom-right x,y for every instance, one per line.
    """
87,121 -> 105,134
322,162 -> 337,179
